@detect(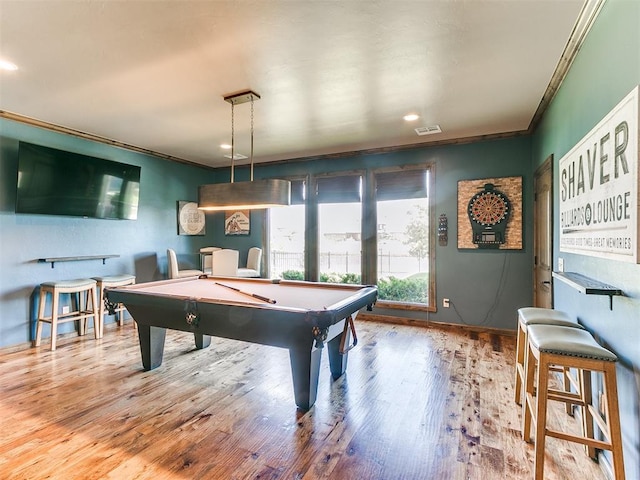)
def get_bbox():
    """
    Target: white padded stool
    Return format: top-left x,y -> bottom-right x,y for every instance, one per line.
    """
522,324 -> 625,480
92,274 -> 136,337
35,278 -> 99,351
514,307 -> 583,407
